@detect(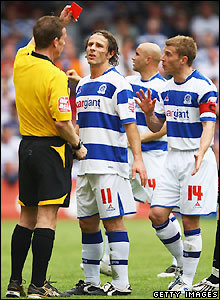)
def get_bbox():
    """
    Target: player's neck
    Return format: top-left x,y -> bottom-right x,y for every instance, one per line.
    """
140,69 -> 158,81
173,67 -> 193,83
90,62 -> 112,79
